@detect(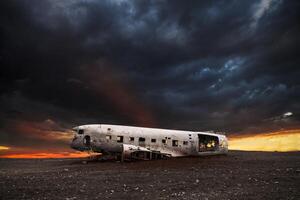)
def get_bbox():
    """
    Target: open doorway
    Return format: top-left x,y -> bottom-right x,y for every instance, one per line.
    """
198,134 -> 219,152
83,135 -> 91,147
